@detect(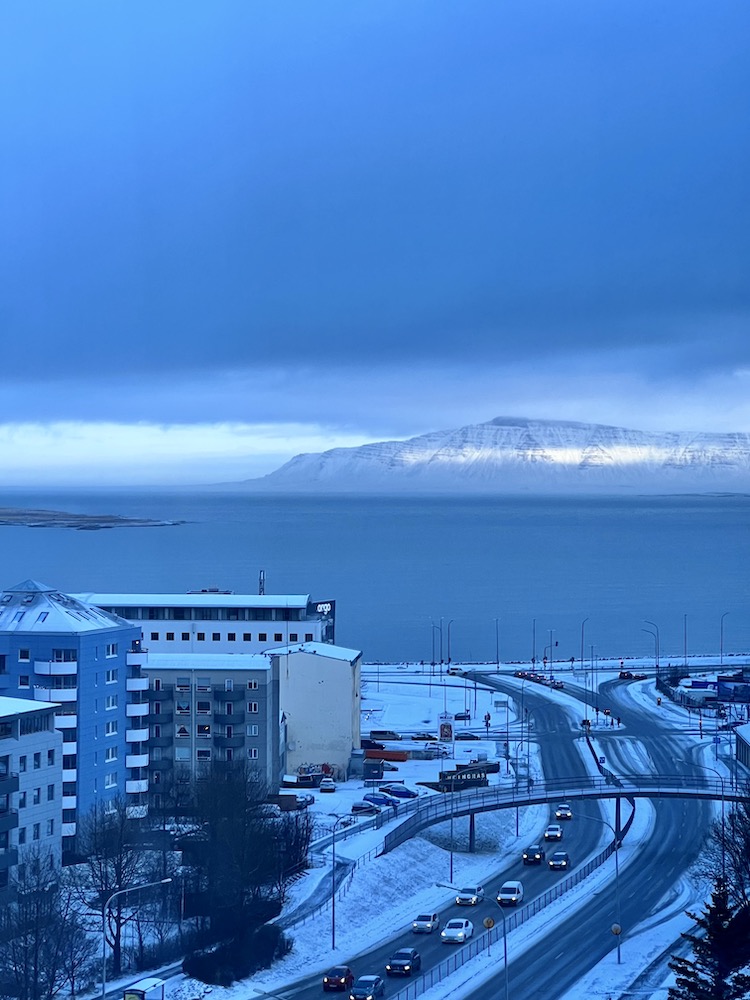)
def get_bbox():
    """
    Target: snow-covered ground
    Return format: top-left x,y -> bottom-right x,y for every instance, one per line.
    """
142,657 -> 733,1000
